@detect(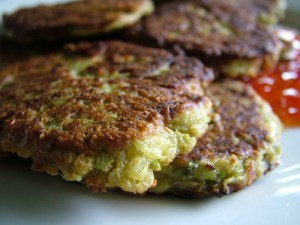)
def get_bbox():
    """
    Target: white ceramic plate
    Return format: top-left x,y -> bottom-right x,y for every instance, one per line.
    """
0,1 -> 300,225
